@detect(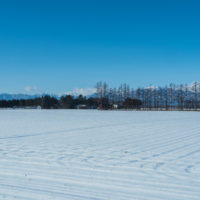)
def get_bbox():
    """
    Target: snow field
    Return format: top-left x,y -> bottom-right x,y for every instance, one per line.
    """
0,110 -> 200,200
